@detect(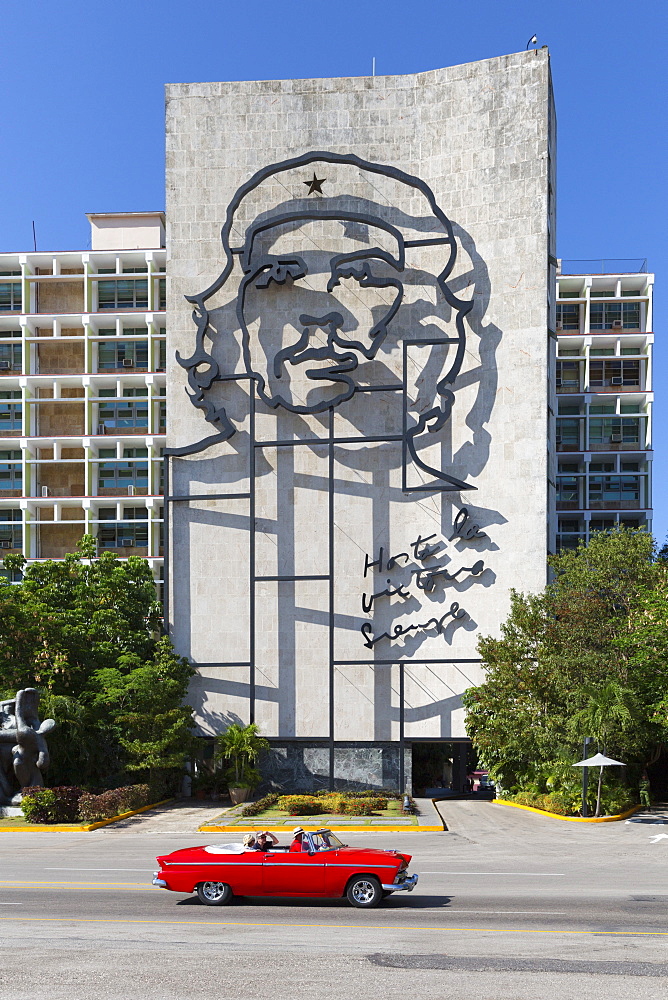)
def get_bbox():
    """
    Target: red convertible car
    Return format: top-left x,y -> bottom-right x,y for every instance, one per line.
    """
154,828 -> 418,908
